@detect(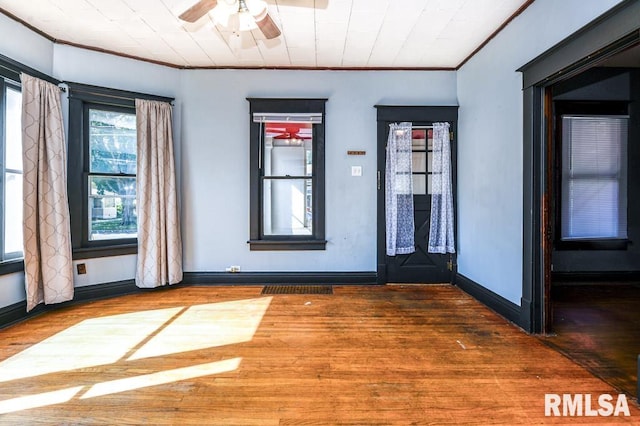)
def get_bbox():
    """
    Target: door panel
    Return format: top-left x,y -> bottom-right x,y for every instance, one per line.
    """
376,106 -> 458,284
